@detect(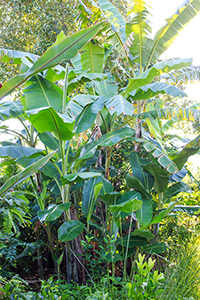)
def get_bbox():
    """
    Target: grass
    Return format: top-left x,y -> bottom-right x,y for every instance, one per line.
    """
160,236 -> 200,300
